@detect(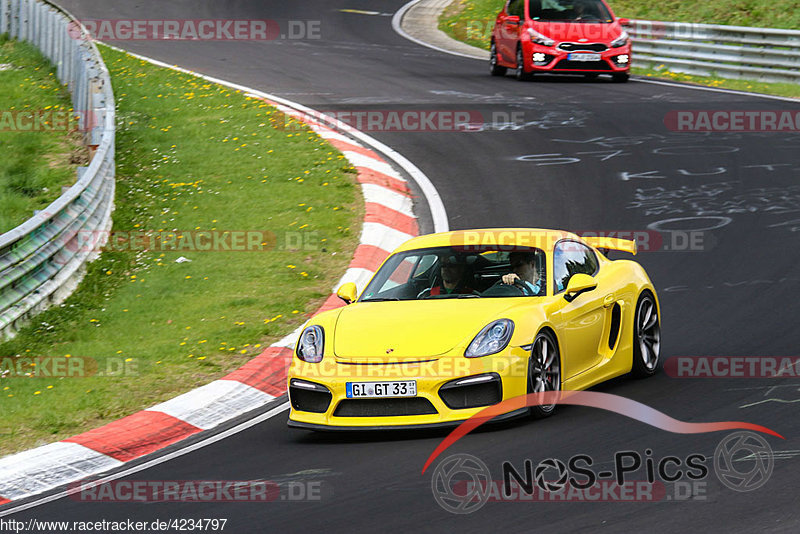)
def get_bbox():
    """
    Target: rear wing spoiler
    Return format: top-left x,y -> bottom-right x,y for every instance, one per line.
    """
582,237 -> 637,256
